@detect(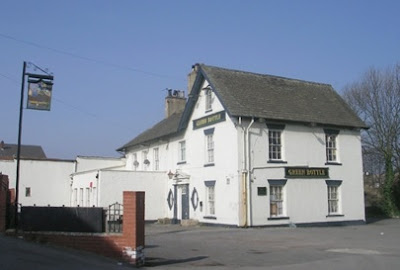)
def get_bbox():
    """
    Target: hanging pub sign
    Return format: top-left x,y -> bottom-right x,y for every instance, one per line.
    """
27,74 -> 54,111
